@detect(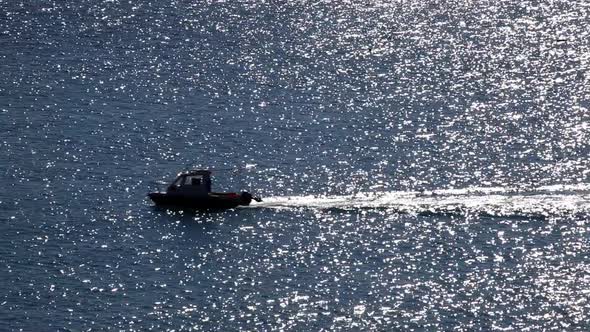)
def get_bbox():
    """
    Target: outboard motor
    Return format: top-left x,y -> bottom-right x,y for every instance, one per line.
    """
240,192 -> 262,206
